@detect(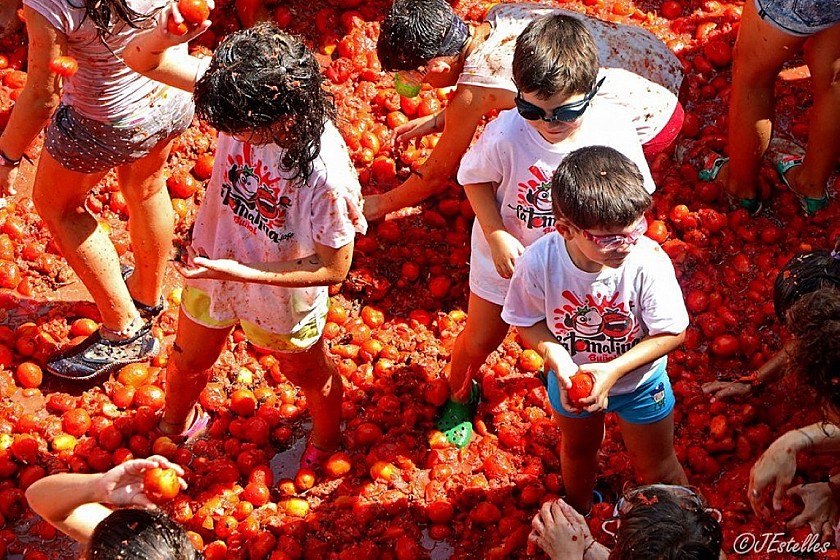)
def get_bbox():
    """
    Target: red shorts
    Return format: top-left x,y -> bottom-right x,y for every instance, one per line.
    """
642,102 -> 684,157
